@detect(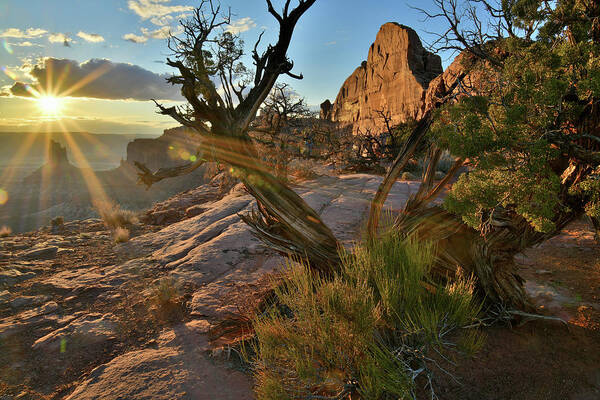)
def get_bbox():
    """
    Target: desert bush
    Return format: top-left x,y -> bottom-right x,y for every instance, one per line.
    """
149,277 -> 185,323
97,202 -> 138,229
0,225 -> 12,237
250,233 -> 483,399
51,216 -> 64,227
288,159 -> 319,181
113,227 -> 130,243
400,171 -> 416,181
